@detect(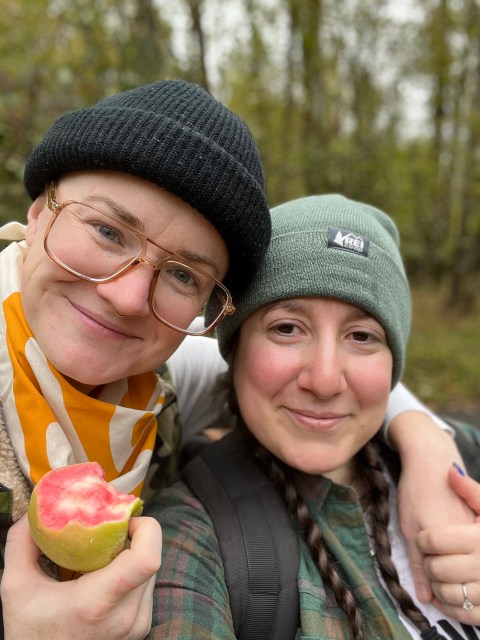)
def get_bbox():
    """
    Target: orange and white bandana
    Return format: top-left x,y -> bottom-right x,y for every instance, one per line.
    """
0,227 -> 166,497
